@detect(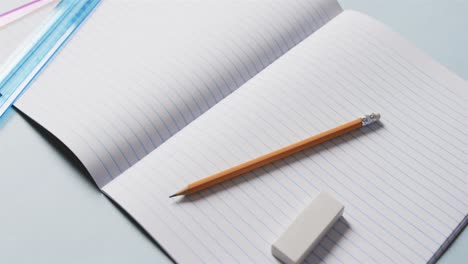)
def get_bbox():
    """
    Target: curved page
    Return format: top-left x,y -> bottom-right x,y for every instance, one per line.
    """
103,11 -> 468,264
15,0 -> 342,187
